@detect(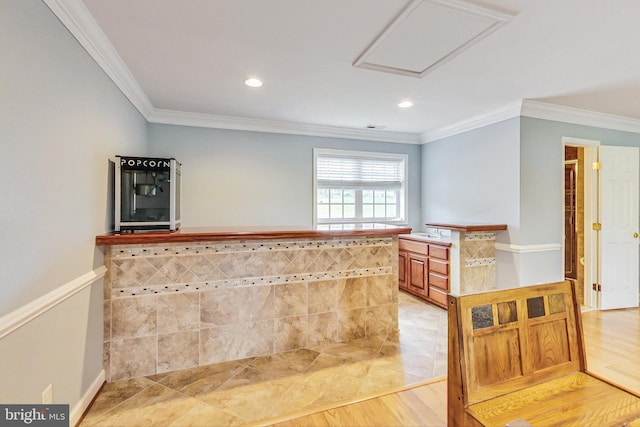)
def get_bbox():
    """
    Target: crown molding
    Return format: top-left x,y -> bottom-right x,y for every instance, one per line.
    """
421,99 -> 640,144
520,100 -> 640,134
420,101 -> 522,143
46,1 -> 640,145
44,0 -> 421,145
149,109 -> 422,144
43,0 -> 154,118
